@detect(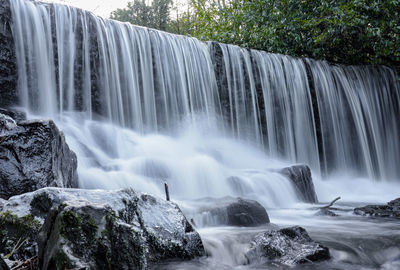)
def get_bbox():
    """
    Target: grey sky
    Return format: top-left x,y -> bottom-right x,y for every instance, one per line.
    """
43,0 -> 132,18
43,0 -> 189,19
